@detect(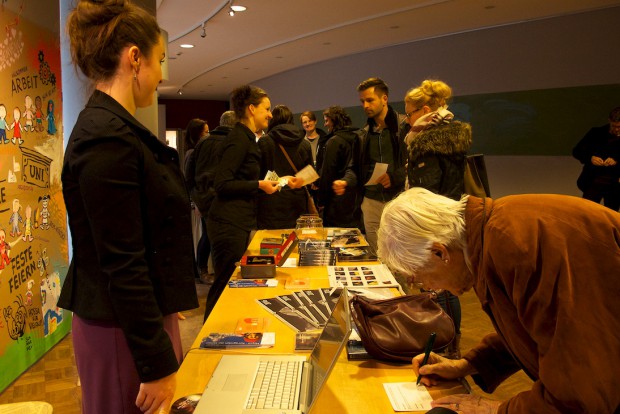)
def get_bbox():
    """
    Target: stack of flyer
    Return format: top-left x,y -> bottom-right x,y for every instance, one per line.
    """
257,288 -> 340,332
